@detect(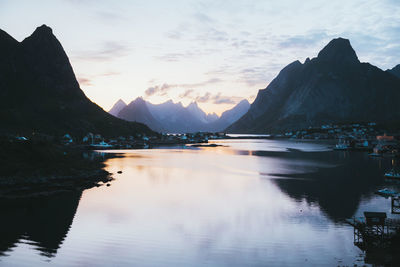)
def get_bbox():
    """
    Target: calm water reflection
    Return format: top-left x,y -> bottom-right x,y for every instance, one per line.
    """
1,139 -> 398,266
